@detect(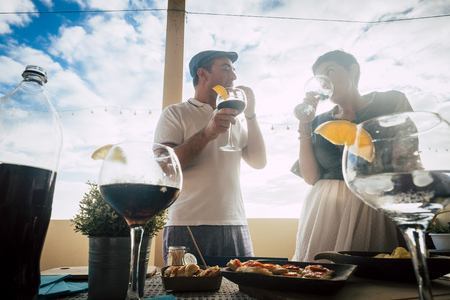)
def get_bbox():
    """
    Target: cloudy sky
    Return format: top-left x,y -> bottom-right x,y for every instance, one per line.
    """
1,0 -> 449,219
